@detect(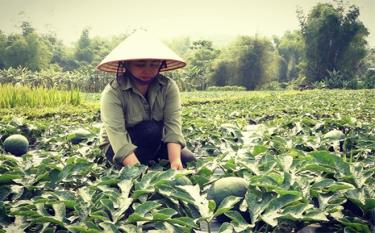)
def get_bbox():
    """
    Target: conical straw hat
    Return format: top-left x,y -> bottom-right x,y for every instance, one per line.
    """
96,30 -> 186,72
